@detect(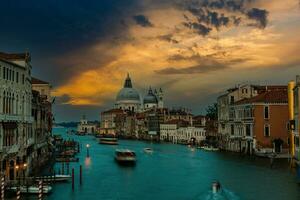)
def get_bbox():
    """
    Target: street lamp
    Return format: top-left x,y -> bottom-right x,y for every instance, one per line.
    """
86,144 -> 90,158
